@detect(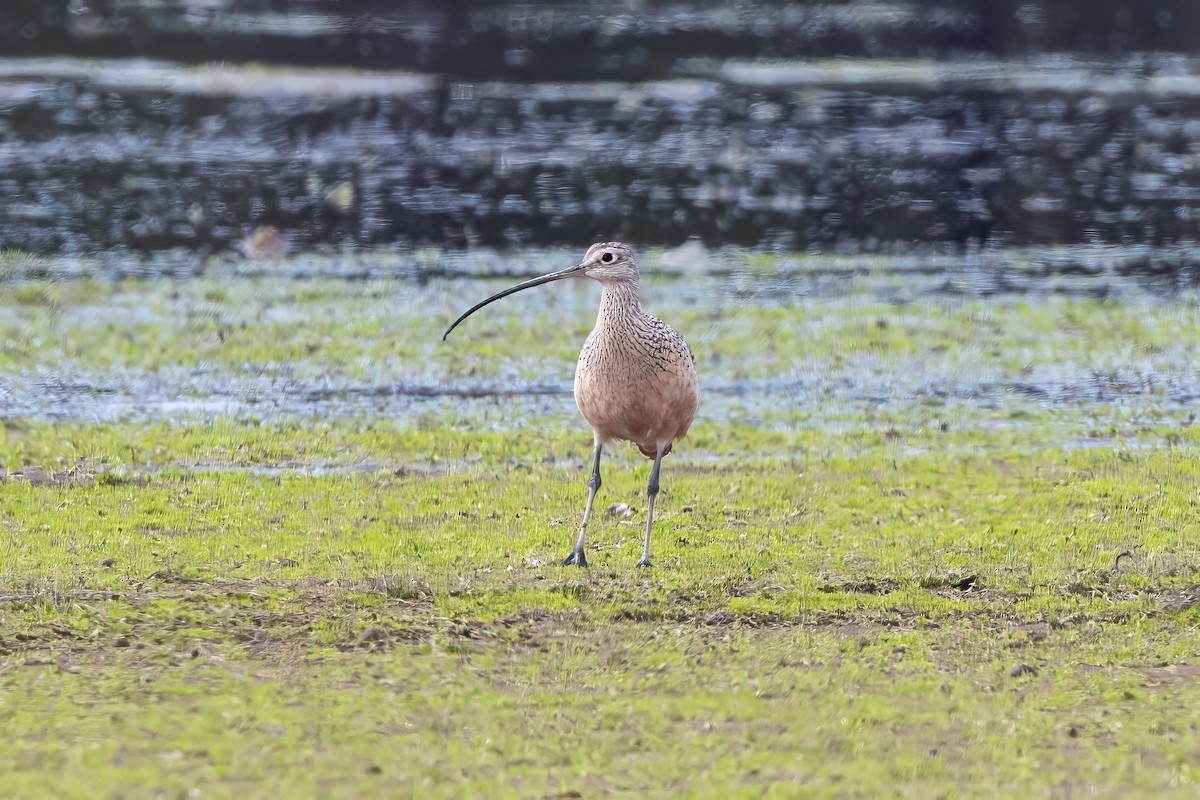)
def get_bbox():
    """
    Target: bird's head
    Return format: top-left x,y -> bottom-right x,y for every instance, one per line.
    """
443,241 -> 640,340
577,242 -> 639,285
